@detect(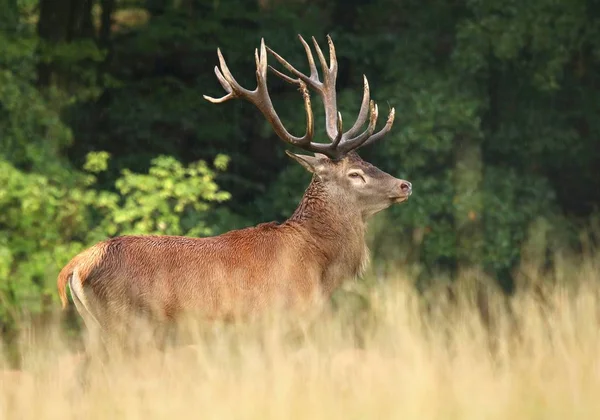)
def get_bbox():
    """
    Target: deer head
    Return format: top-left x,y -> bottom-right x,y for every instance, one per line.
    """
204,34 -> 412,221
287,151 -> 411,219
